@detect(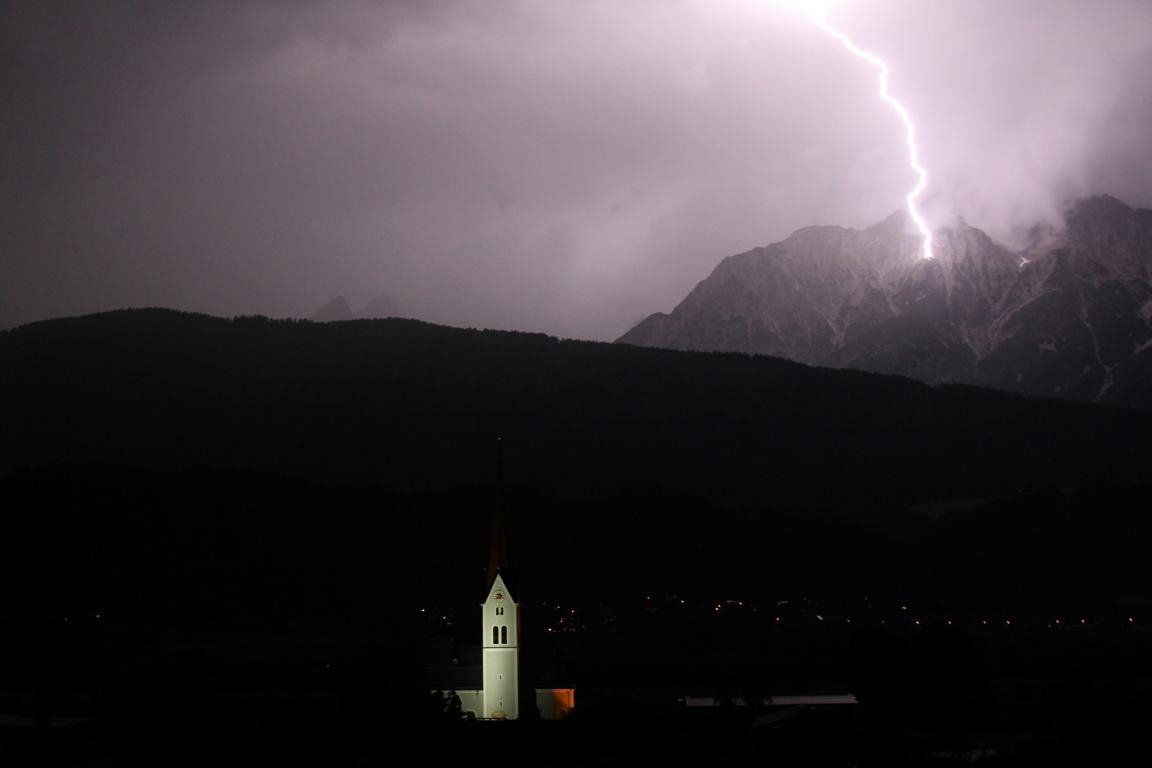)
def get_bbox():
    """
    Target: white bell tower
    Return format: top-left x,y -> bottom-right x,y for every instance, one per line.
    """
482,572 -> 518,719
